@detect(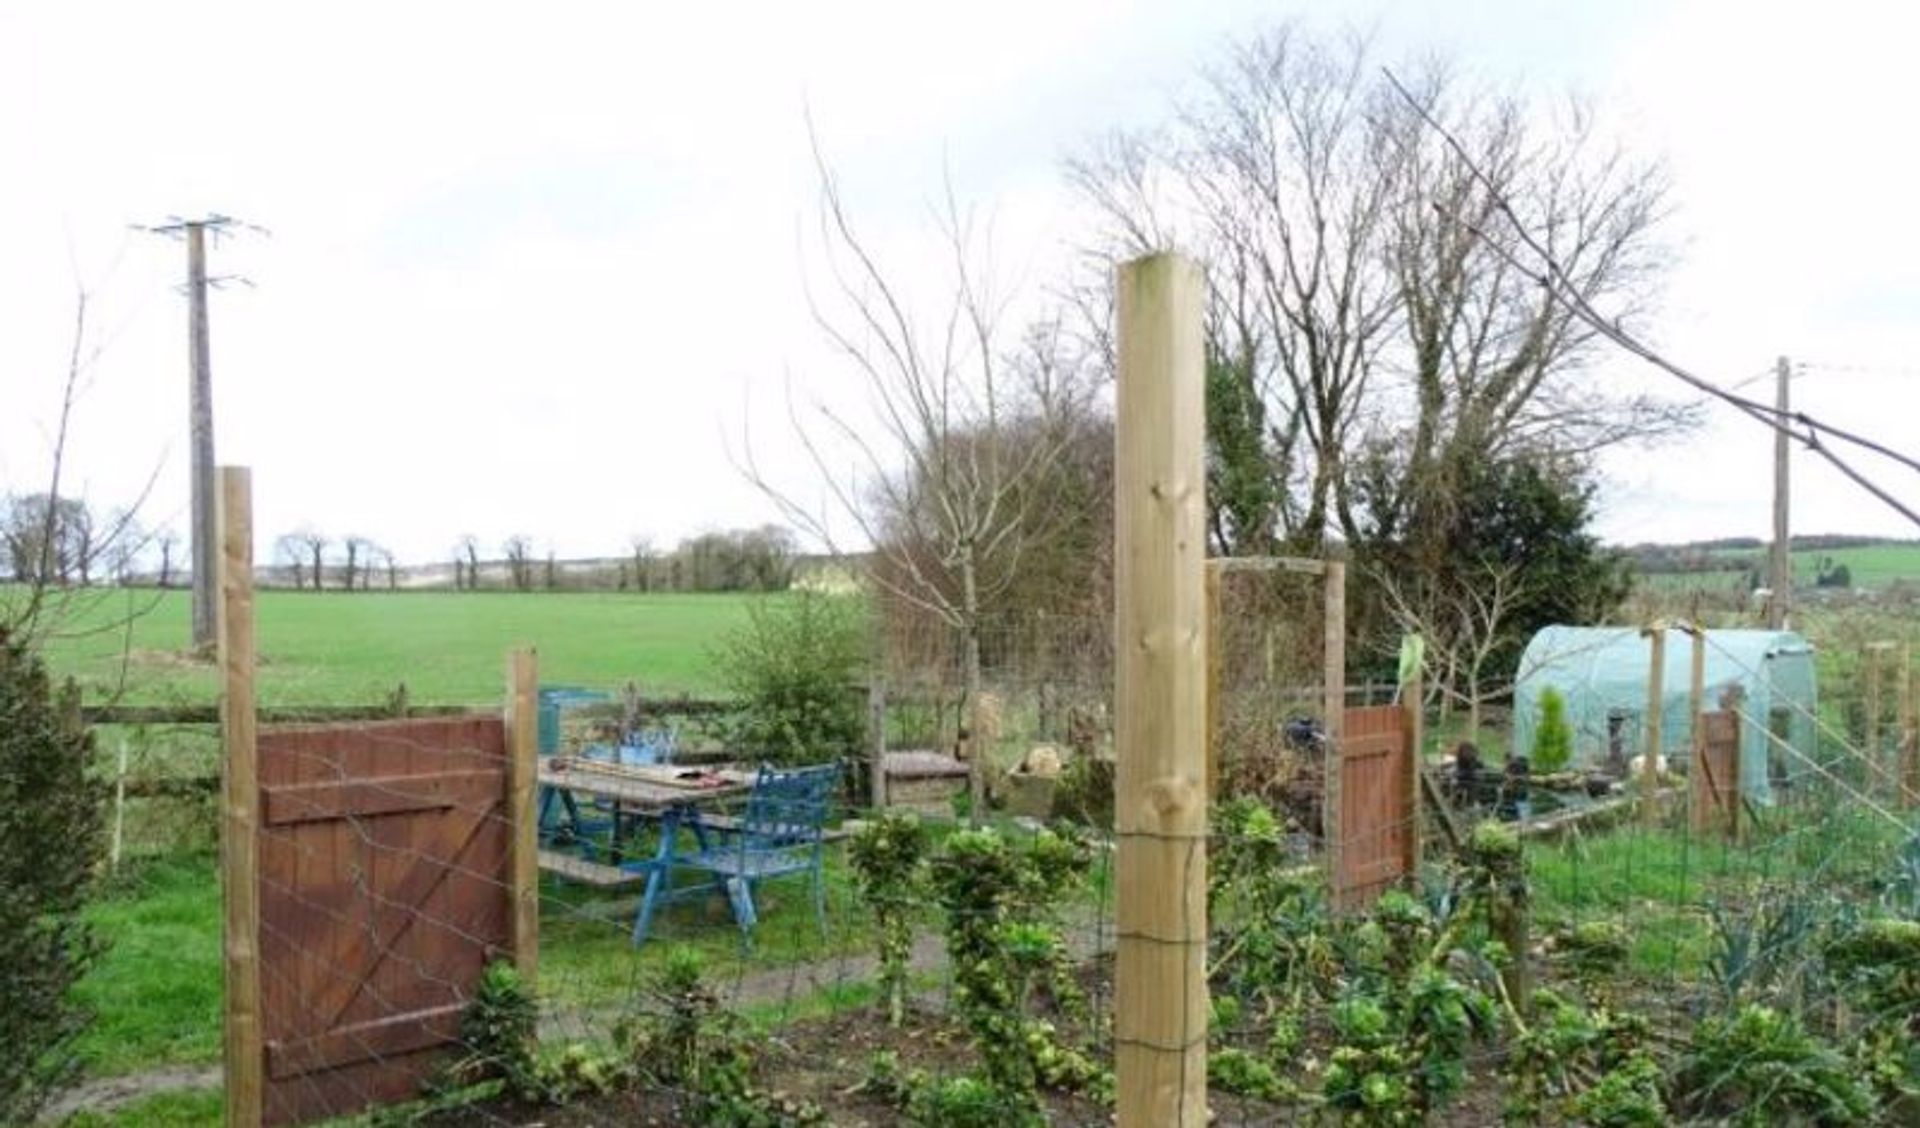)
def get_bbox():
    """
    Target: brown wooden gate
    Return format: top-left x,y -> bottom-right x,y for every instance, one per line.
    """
1334,704 -> 1414,909
256,716 -> 514,1126
1691,709 -> 1742,838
